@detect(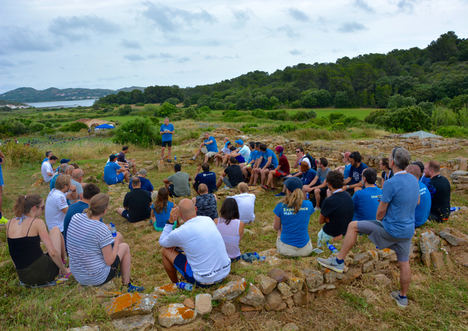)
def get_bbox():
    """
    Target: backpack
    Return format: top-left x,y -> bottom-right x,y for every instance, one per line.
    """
305,153 -> 317,171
